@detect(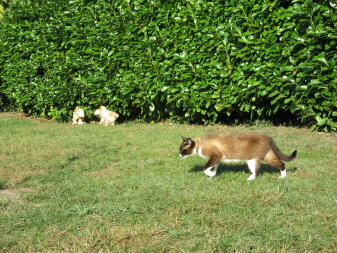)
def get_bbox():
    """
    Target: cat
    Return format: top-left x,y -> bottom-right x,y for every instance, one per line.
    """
72,106 -> 85,125
94,106 -> 119,126
179,132 -> 297,180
